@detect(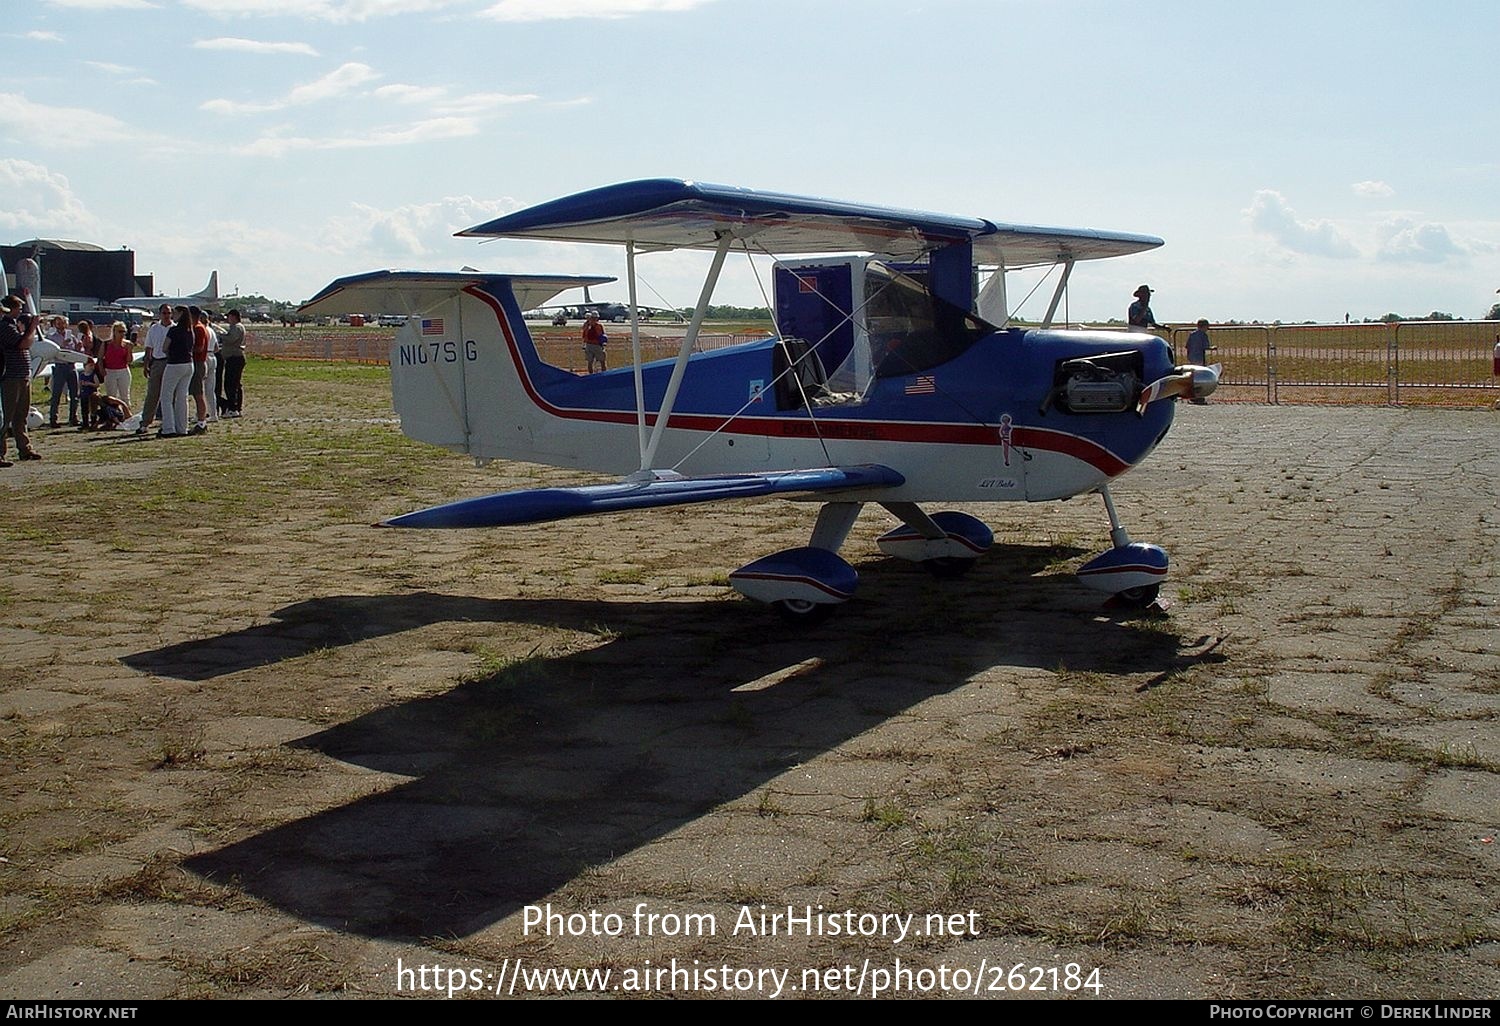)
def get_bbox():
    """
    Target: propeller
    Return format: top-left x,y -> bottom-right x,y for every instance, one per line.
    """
1136,363 -> 1220,415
